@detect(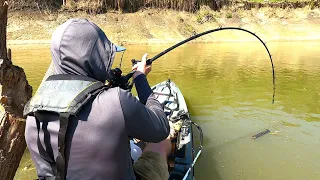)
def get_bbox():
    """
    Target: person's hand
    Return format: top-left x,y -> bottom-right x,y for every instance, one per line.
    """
132,53 -> 152,79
